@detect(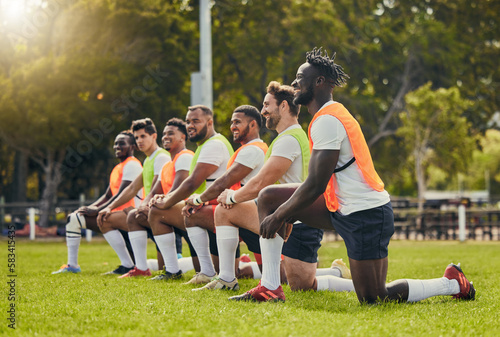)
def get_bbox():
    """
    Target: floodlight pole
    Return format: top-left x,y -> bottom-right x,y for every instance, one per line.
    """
200,0 -> 213,109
